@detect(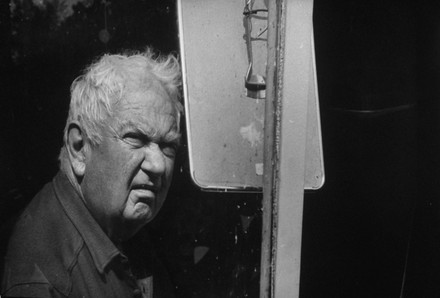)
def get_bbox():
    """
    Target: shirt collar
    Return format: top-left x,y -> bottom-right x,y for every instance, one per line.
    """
53,171 -> 121,274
